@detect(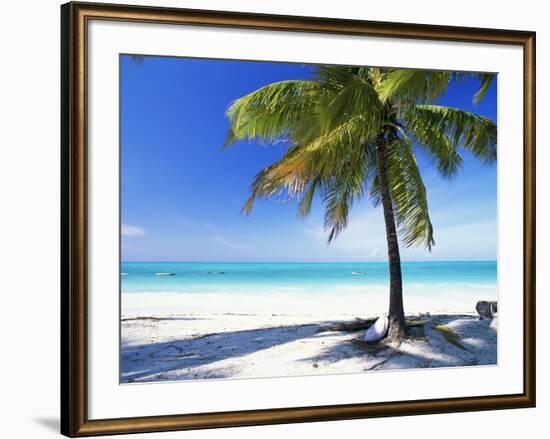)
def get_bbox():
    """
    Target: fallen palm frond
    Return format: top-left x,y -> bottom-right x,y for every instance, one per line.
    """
325,318 -> 427,333
406,319 -> 426,327
433,324 -> 469,351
